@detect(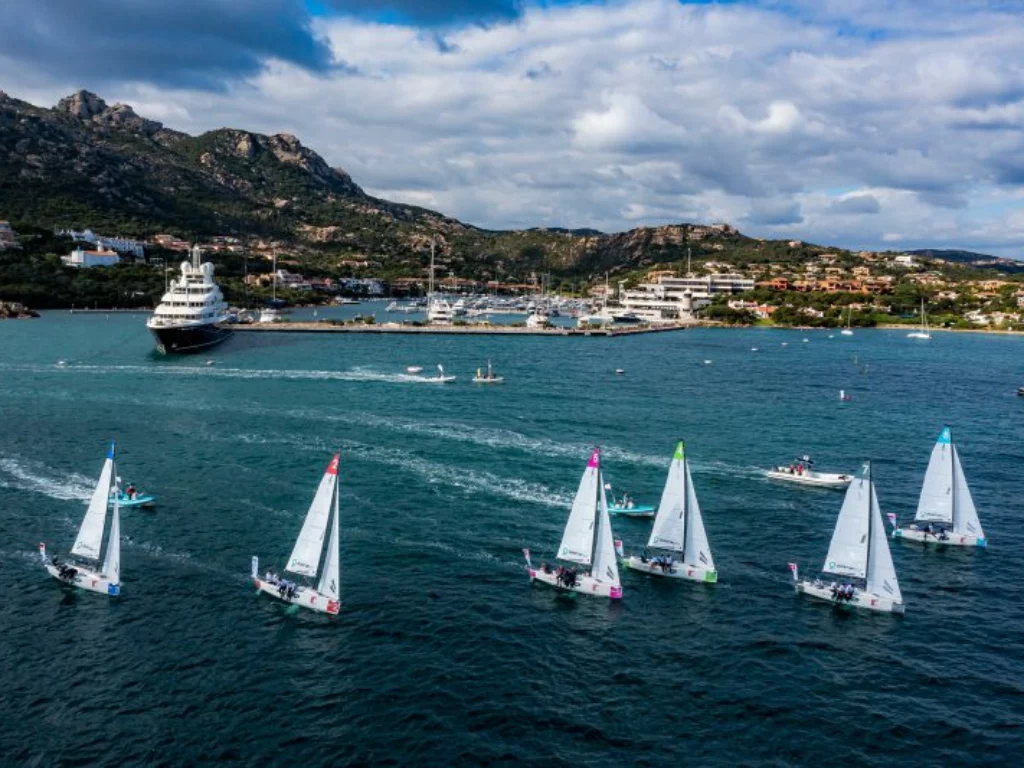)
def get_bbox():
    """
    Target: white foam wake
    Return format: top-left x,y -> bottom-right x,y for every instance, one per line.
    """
0,457 -> 95,501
